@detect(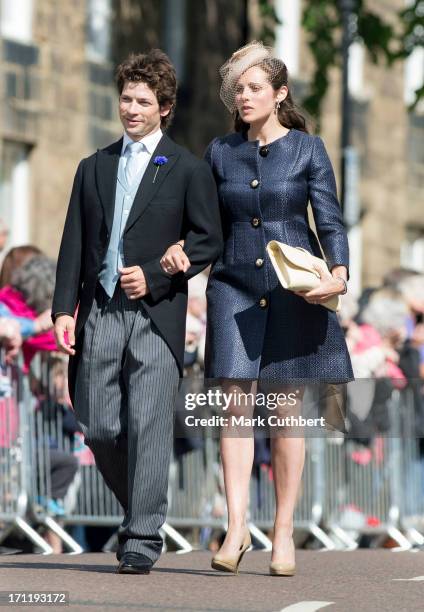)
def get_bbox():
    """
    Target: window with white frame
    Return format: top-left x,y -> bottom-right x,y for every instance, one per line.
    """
86,0 -> 112,63
404,47 -> 424,107
274,0 -> 301,77
401,230 -> 424,272
0,0 -> 33,43
0,142 -> 31,252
